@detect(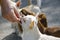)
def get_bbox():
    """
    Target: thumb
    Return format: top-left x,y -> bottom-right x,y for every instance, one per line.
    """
16,1 -> 21,7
